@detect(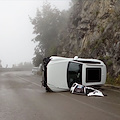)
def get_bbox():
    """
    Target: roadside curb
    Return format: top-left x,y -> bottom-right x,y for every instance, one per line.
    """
103,84 -> 120,90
